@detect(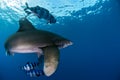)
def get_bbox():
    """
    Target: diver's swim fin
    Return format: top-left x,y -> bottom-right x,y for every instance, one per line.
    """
43,46 -> 59,76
